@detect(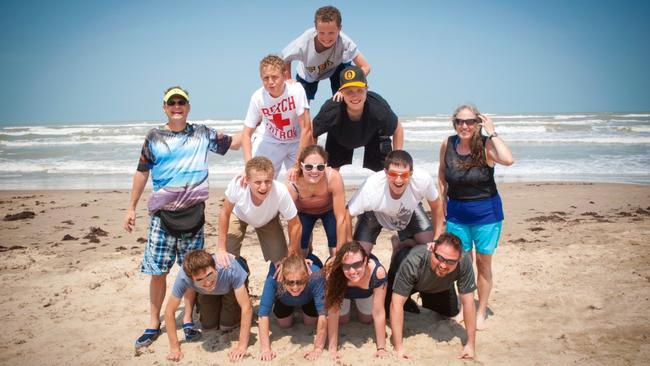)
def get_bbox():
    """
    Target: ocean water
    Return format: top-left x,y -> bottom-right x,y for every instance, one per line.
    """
0,112 -> 649,189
